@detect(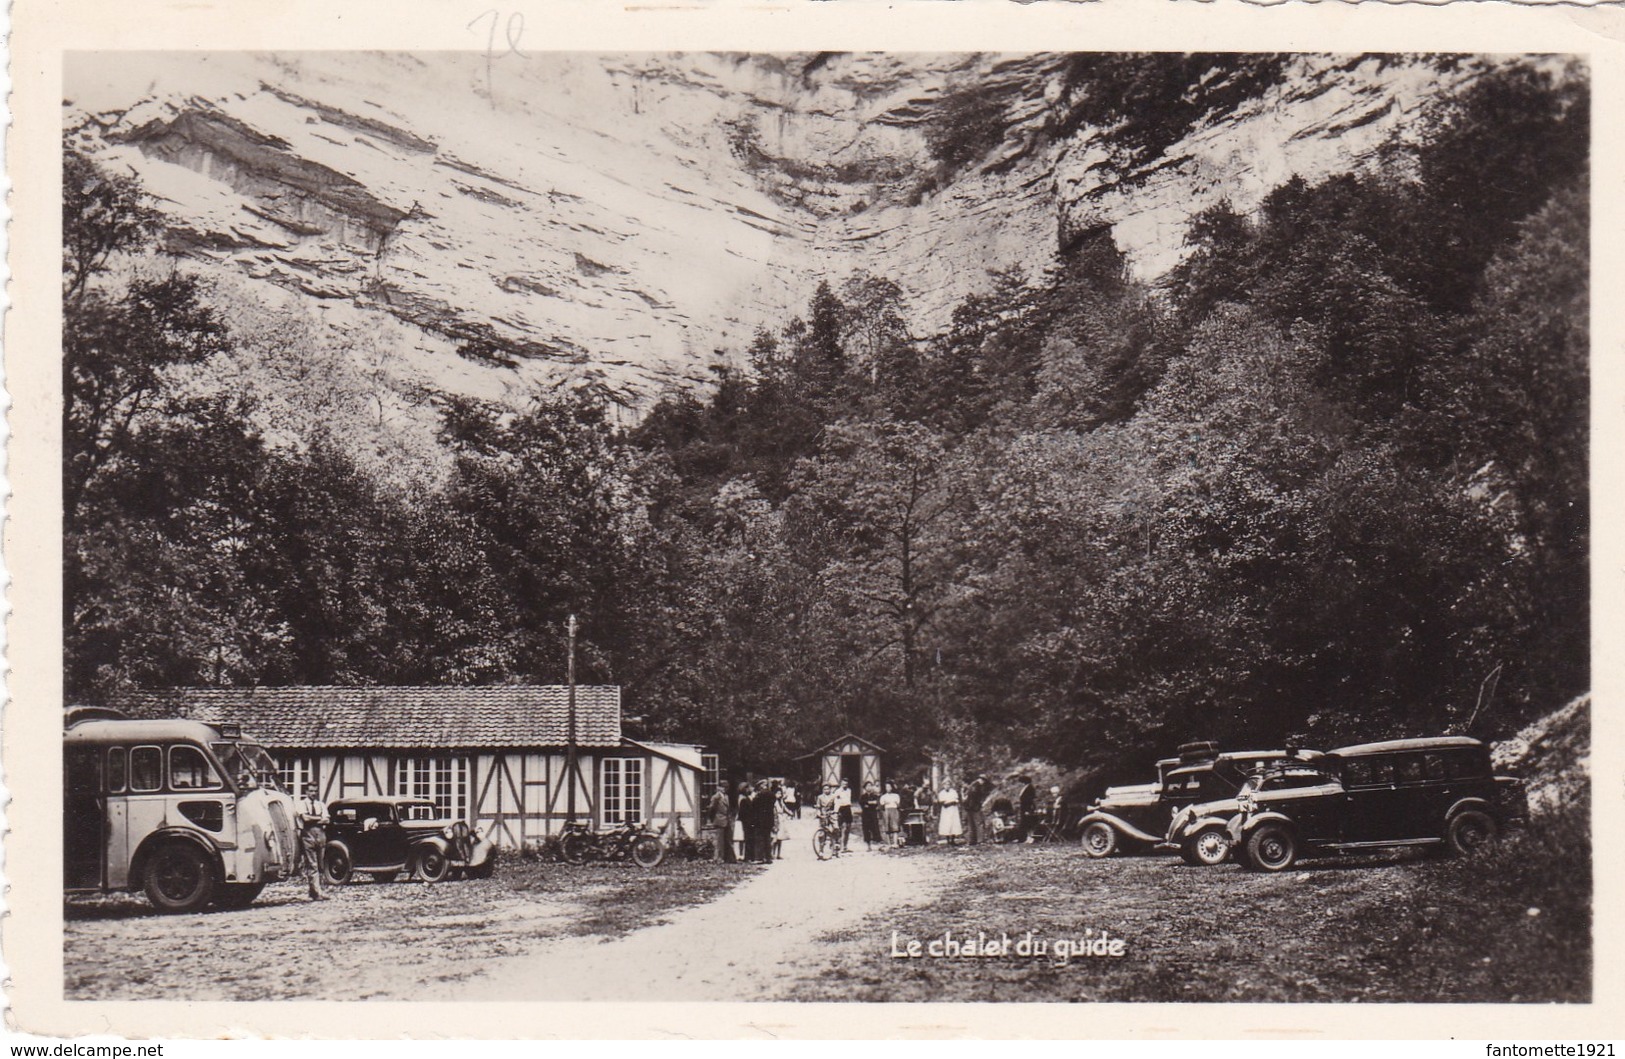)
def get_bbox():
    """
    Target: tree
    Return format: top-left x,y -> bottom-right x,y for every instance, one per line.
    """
63,145 -> 155,301
787,419 -> 959,692
65,273 -> 232,521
